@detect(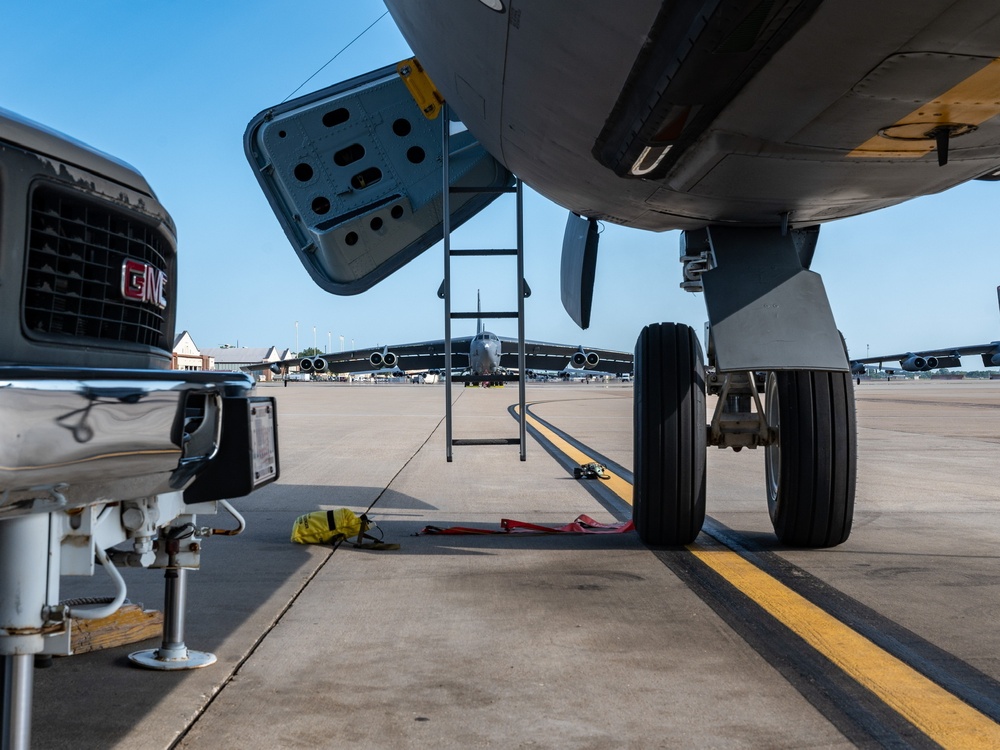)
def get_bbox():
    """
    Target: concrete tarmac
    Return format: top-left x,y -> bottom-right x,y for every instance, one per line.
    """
28,379 -> 1000,748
